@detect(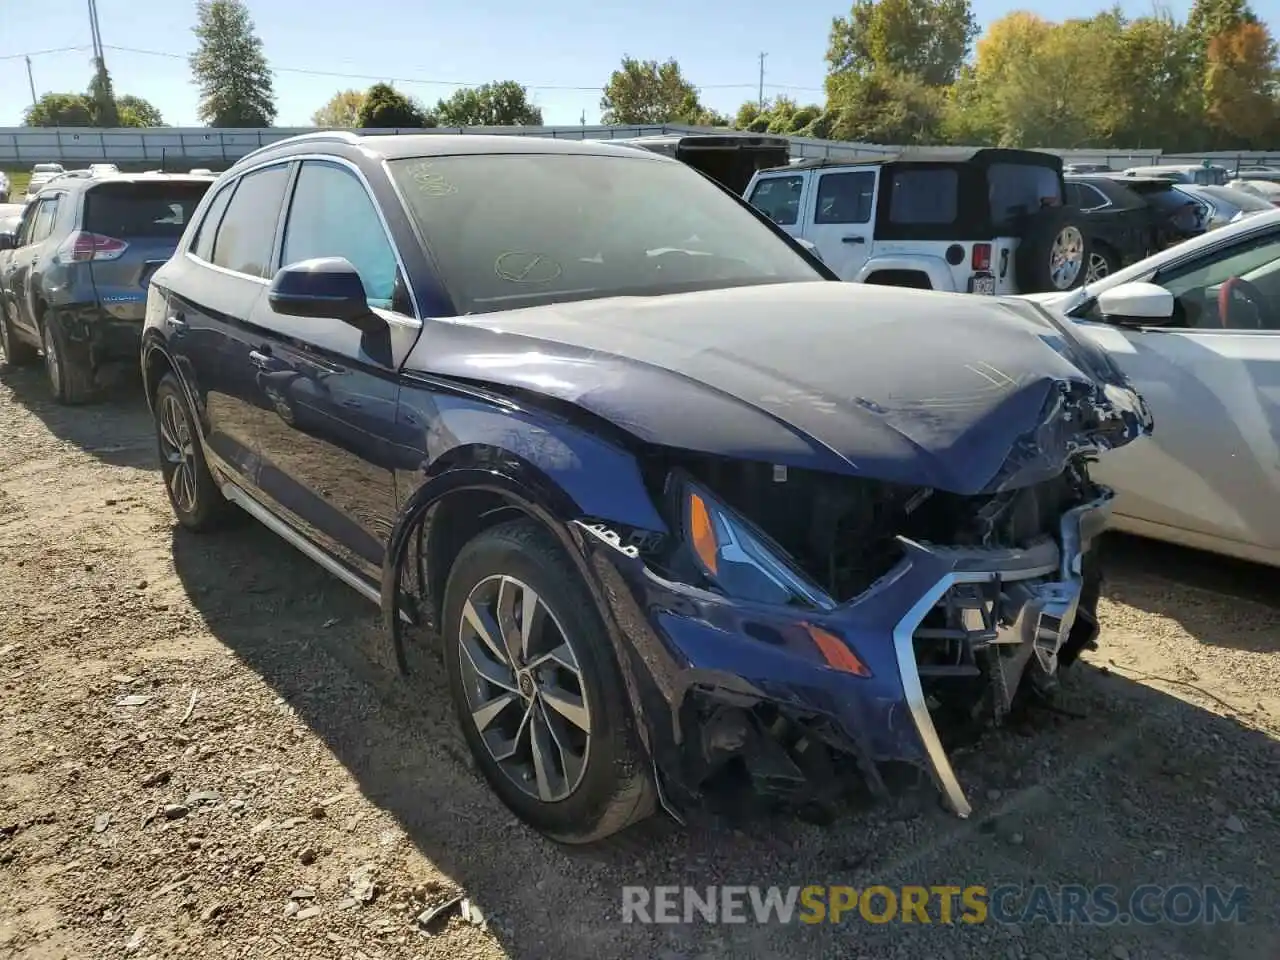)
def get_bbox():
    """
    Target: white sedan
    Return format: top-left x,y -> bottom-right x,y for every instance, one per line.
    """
1028,209 -> 1280,567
